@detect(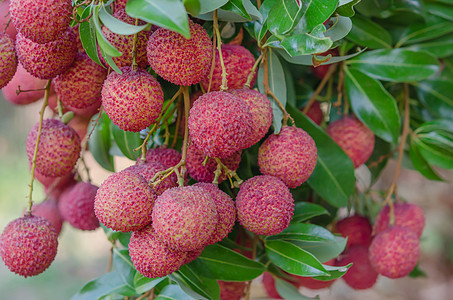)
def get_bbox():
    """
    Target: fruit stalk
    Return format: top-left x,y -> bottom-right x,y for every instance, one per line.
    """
213,10 -> 228,91
131,18 -> 139,69
303,63 -> 337,115
244,52 -> 263,88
